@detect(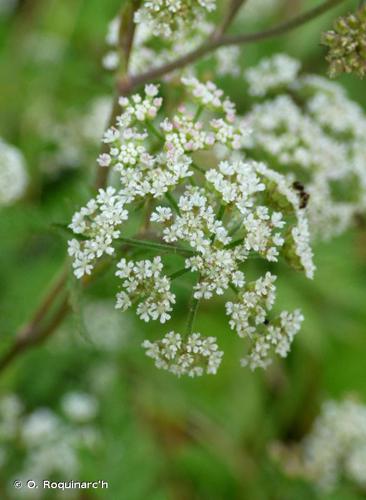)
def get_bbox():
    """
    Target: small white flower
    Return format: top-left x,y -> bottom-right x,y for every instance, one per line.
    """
143,331 -> 223,377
